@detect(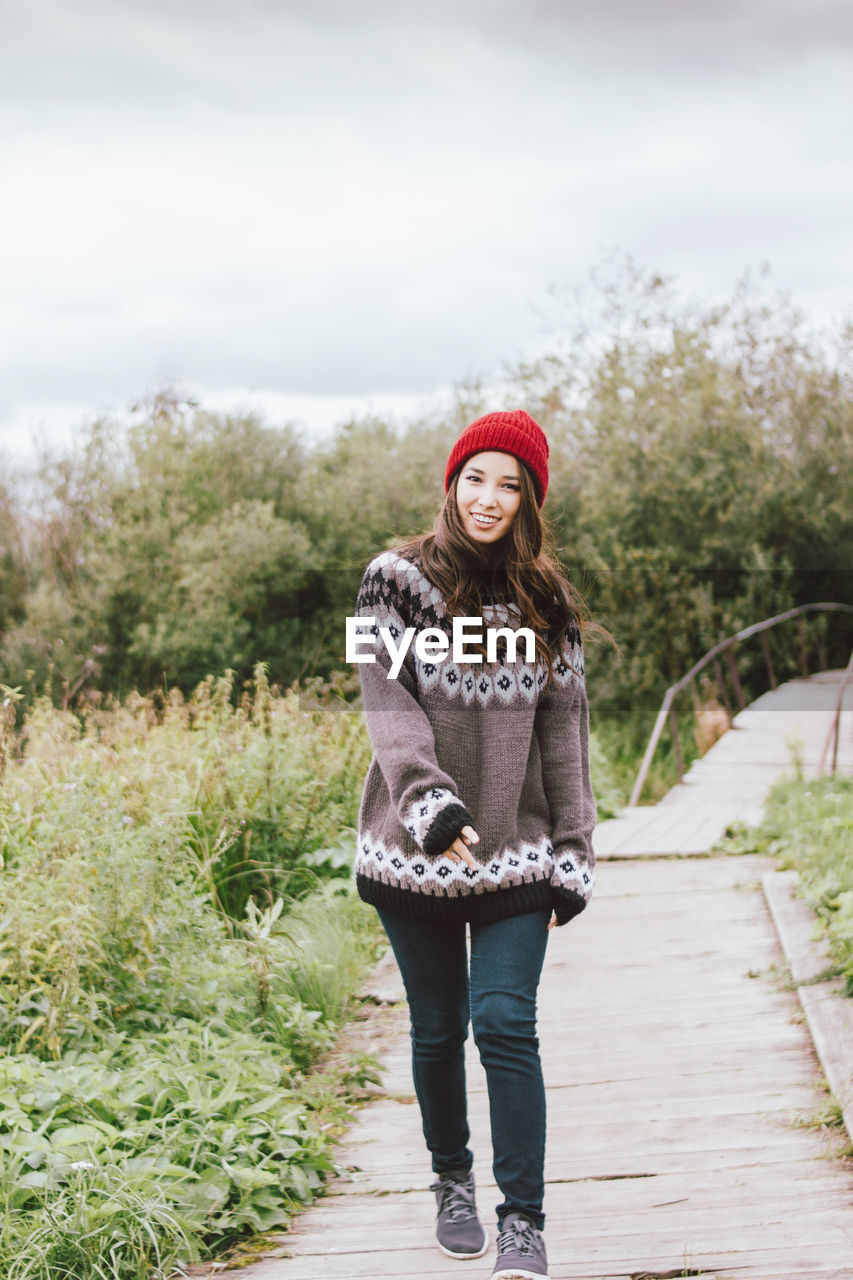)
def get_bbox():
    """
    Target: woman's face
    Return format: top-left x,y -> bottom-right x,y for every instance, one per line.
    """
455,450 -> 522,544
